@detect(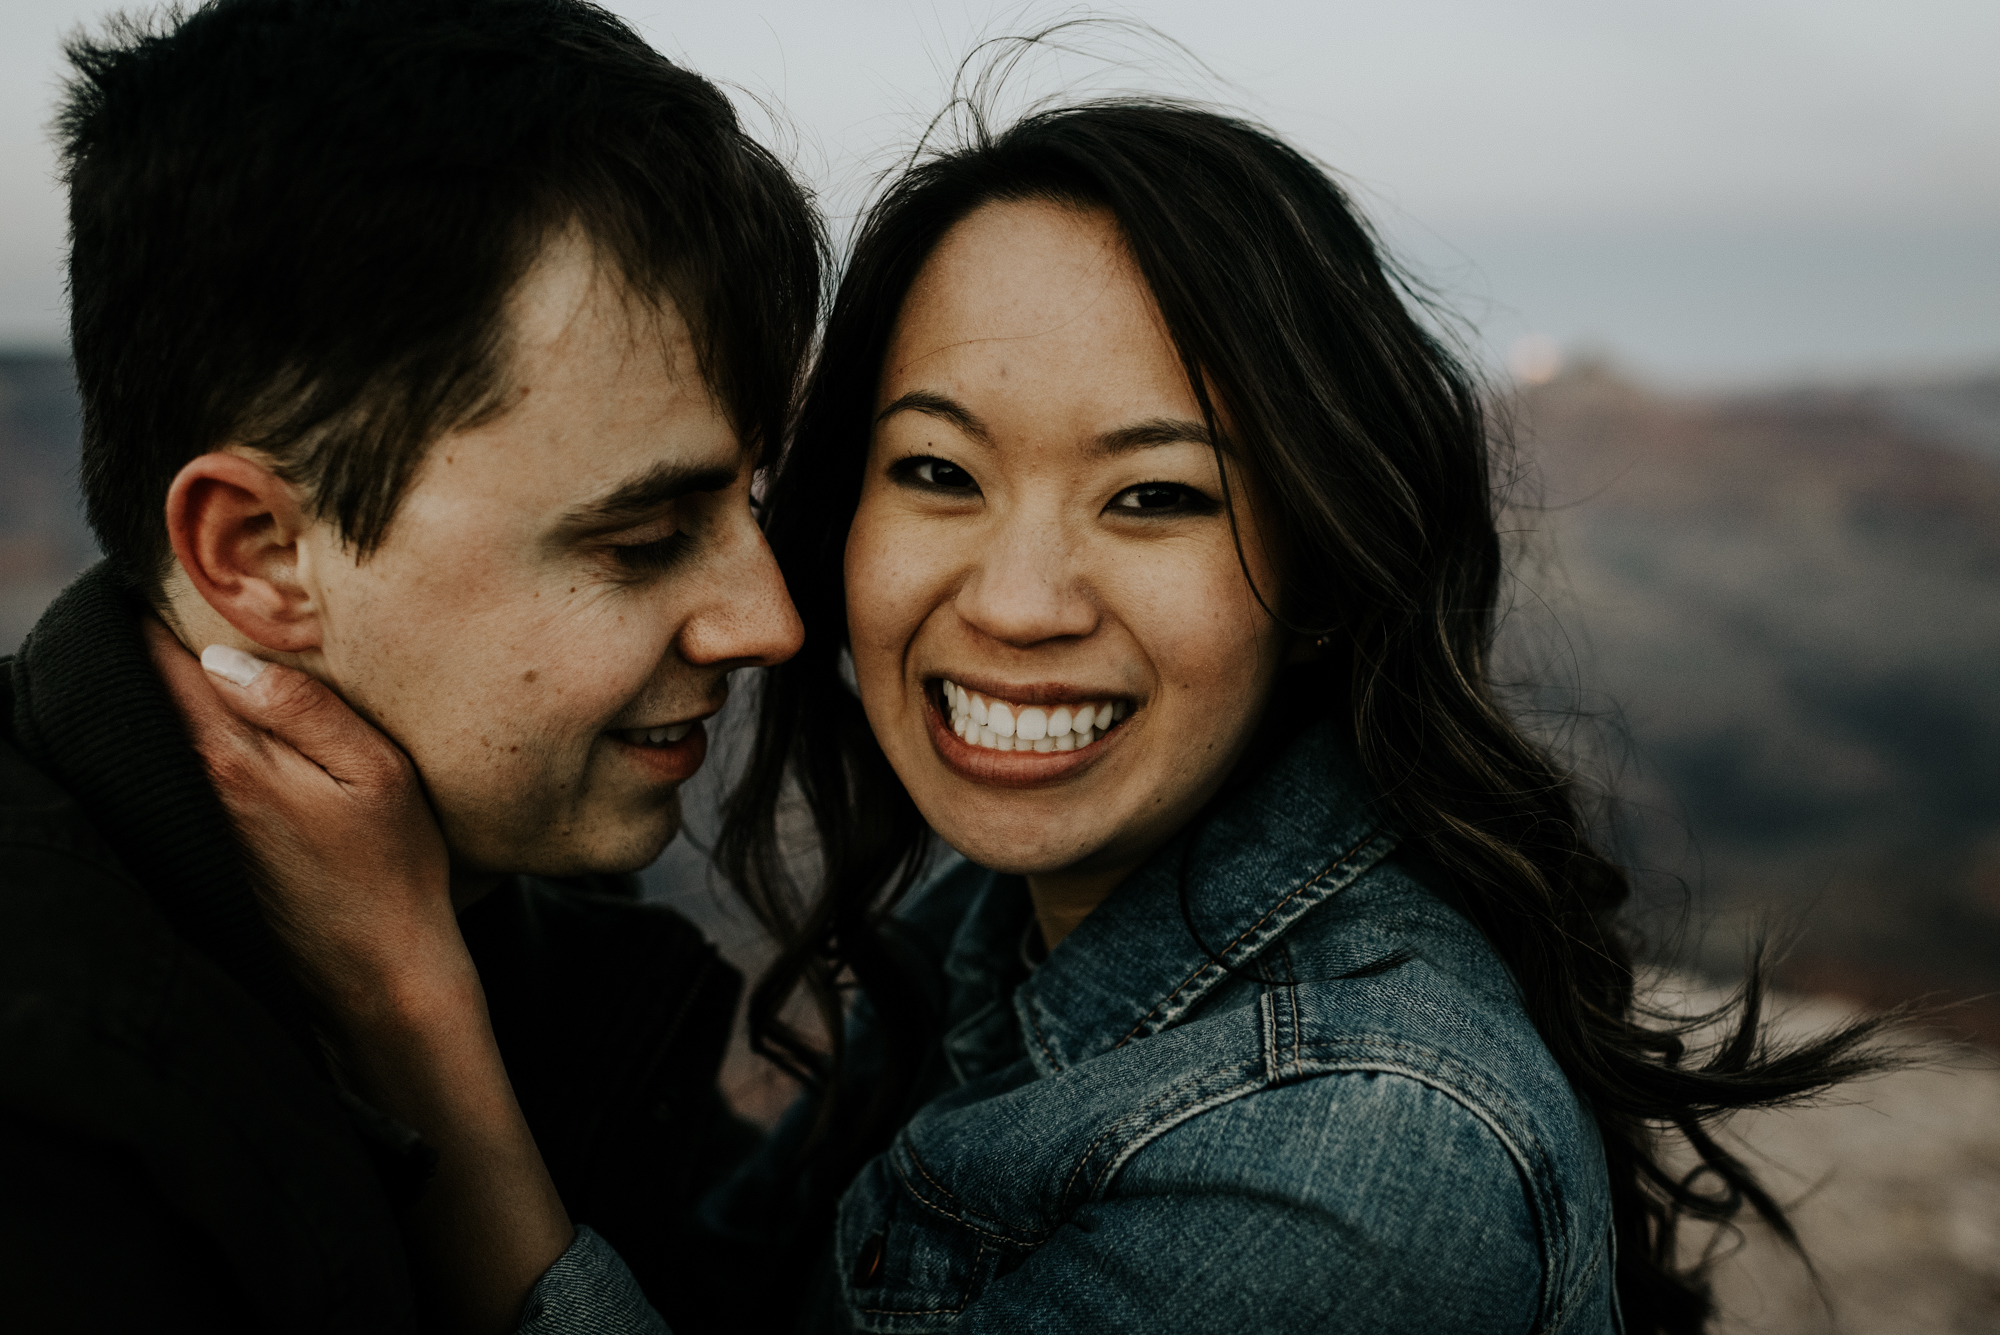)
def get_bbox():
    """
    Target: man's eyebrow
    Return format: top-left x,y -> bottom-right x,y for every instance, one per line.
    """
562,459 -> 740,527
876,390 -> 991,443
1096,416 -> 1214,454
